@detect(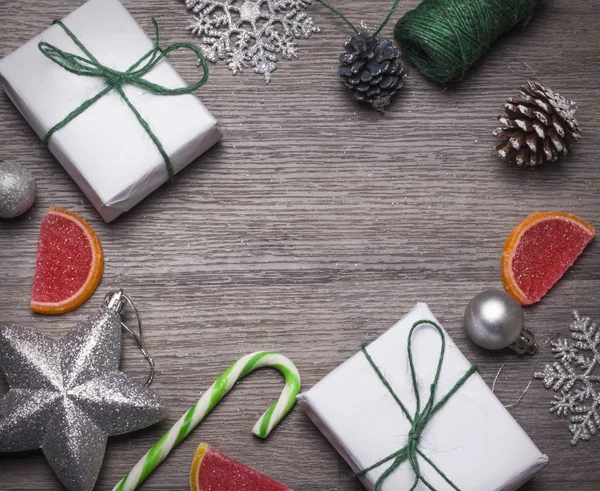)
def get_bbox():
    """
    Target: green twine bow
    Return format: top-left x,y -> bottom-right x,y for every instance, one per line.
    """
38,18 -> 210,179
357,320 -> 478,491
